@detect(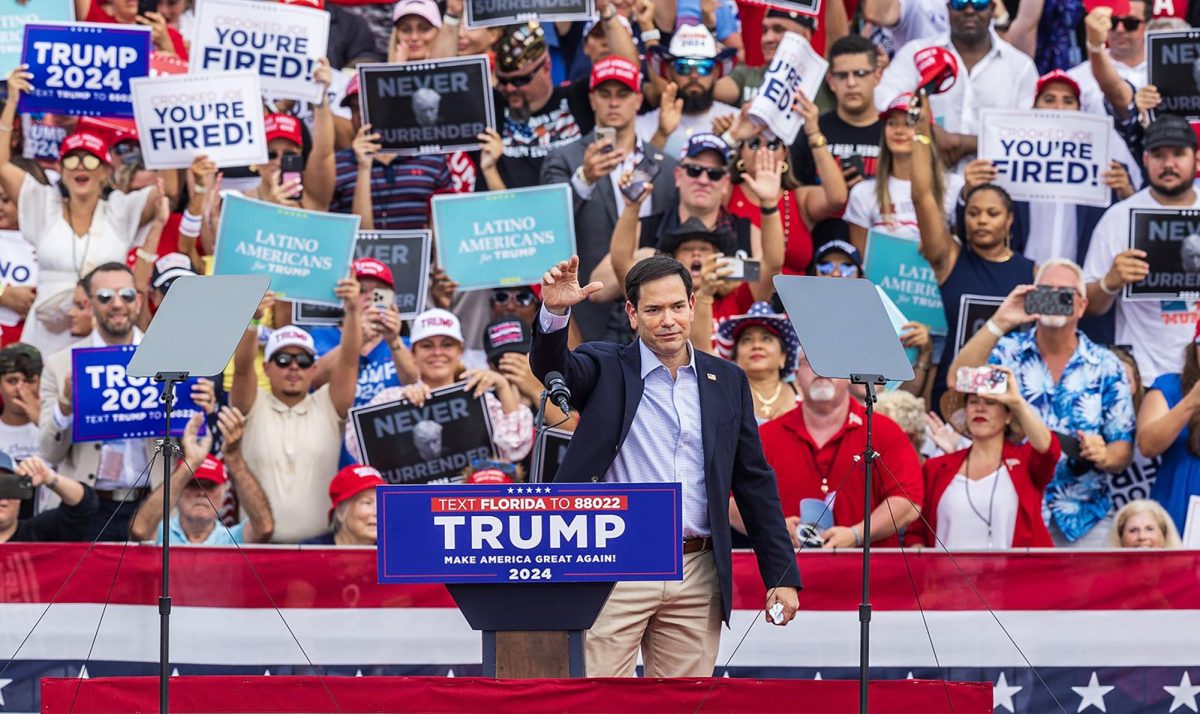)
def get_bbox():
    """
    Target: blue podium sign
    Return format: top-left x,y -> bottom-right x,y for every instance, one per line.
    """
377,482 -> 683,584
